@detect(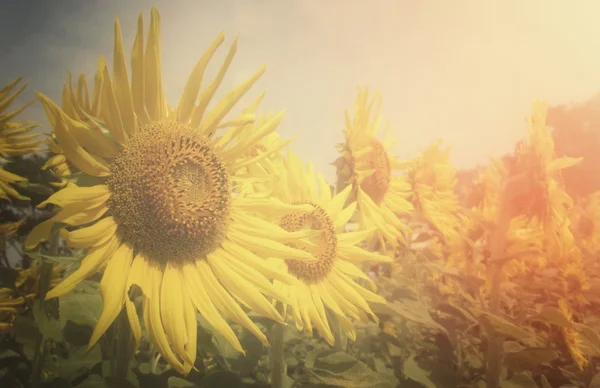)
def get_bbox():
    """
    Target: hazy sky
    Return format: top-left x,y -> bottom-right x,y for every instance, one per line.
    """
2,0 -> 600,183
